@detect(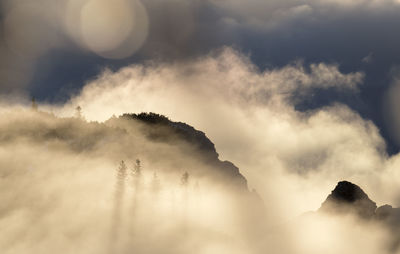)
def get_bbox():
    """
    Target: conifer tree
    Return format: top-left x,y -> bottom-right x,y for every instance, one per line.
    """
31,97 -> 38,111
128,159 -> 142,234
109,160 -> 127,252
130,159 -> 142,187
181,171 -> 189,186
133,159 -> 141,176
117,160 -> 127,180
75,105 -> 82,119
